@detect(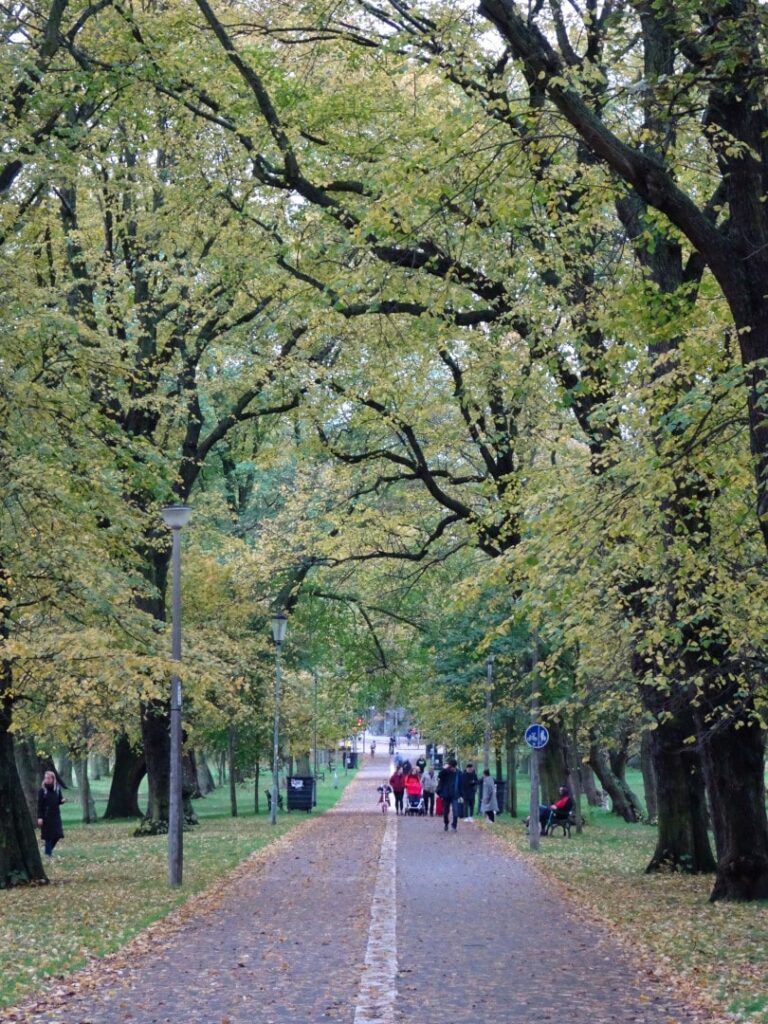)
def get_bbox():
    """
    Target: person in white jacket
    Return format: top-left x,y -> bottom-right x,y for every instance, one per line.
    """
480,769 -> 499,823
